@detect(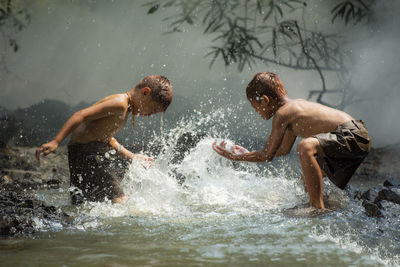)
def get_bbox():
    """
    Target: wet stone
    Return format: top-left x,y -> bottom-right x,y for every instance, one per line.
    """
359,186 -> 385,202
0,146 -> 69,192
383,178 -> 400,188
374,188 -> 400,205
0,191 -> 70,237
362,200 -> 383,218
